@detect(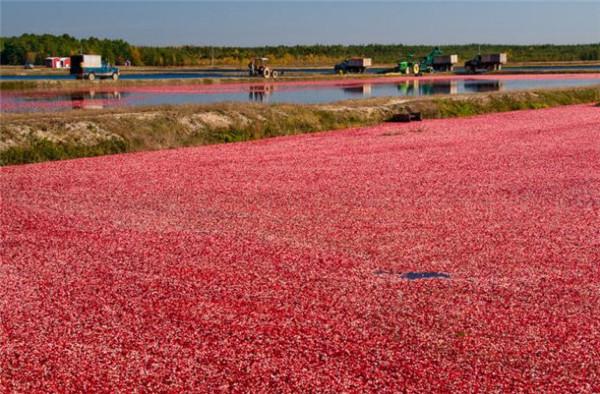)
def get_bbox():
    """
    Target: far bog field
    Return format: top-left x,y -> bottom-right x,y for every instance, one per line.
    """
2,105 -> 599,392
